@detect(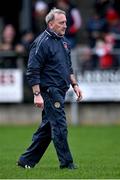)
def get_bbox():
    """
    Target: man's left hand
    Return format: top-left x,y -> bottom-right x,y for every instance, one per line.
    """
73,85 -> 82,102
